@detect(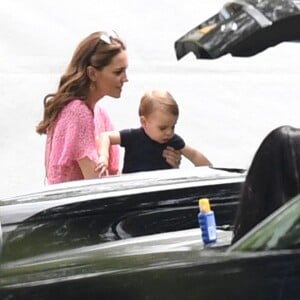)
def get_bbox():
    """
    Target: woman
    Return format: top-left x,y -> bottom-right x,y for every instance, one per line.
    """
232,125 -> 300,243
36,31 -> 180,184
